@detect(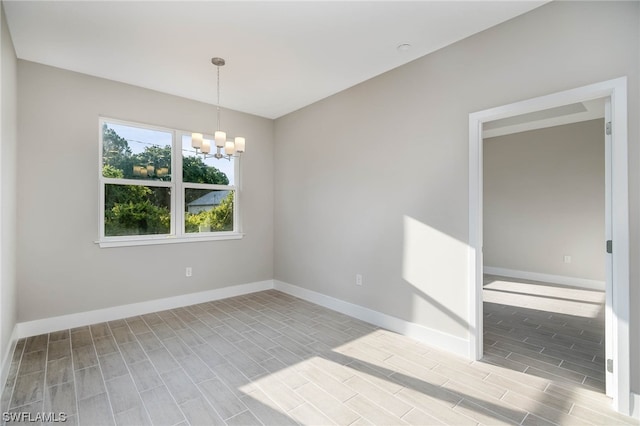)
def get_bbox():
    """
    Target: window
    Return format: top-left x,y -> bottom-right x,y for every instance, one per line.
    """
99,118 -> 240,247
